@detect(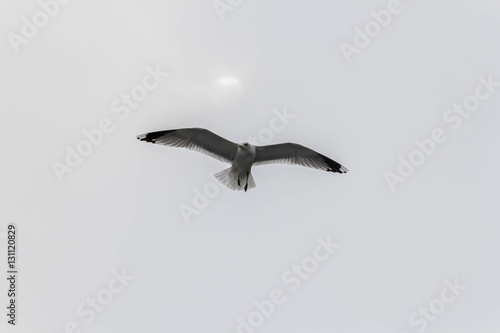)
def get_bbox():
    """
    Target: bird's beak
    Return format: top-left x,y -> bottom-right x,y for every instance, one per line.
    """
238,145 -> 243,148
